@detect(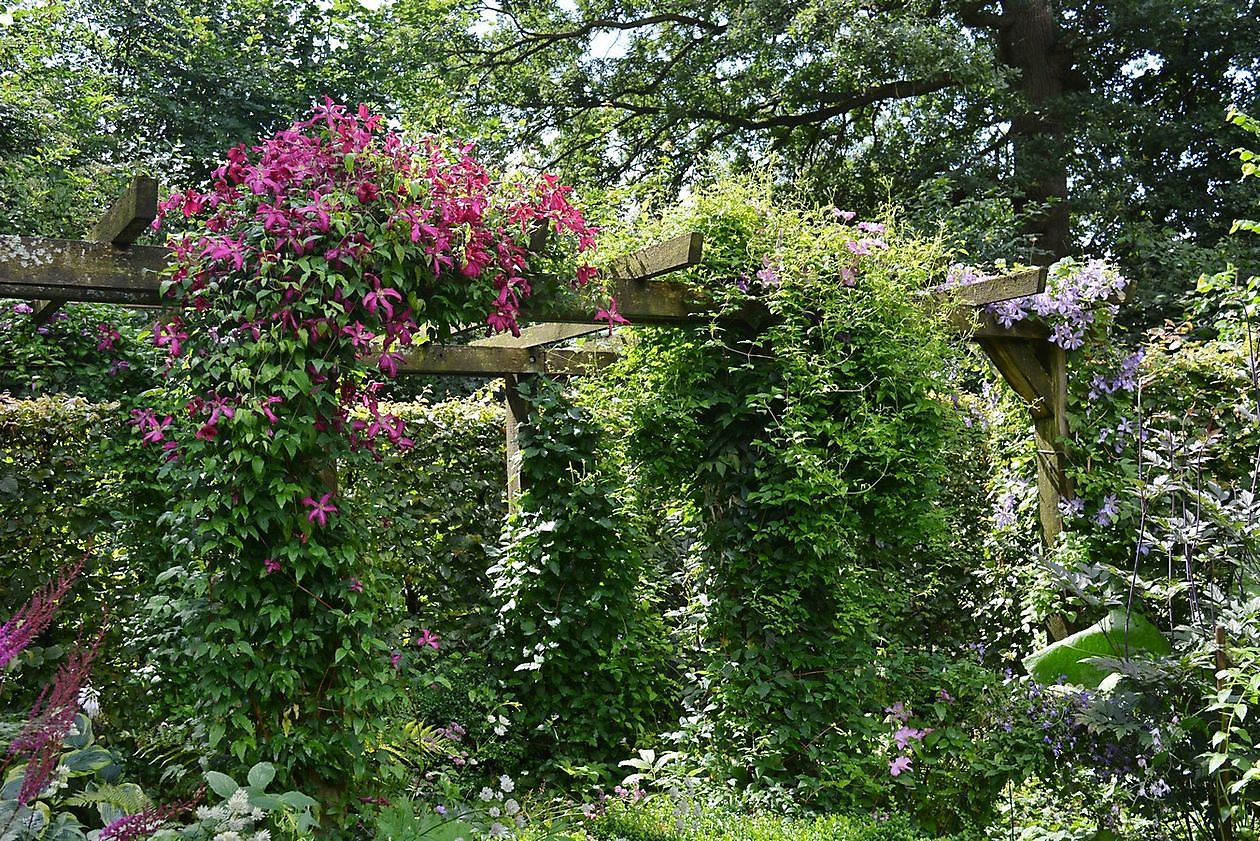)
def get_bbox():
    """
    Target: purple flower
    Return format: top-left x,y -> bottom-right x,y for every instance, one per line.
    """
263,558 -> 281,574
12,302 -> 33,314
832,209 -> 856,221
1093,494 -> 1120,526
389,651 -> 402,668
348,578 -> 364,593
894,726 -> 926,750
884,701 -> 909,723
756,257 -> 781,286
1059,496 -> 1085,518
415,629 -> 441,650
889,755 -> 912,777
